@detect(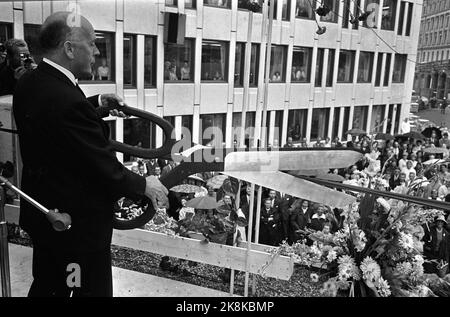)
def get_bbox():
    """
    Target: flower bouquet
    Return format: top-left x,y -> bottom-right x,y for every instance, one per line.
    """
276,192 -> 447,297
